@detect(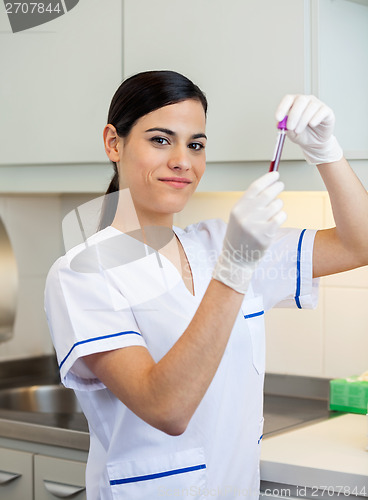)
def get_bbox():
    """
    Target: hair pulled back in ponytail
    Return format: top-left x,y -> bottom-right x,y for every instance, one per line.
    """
99,70 -> 207,230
